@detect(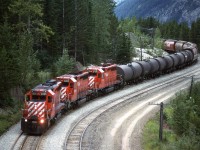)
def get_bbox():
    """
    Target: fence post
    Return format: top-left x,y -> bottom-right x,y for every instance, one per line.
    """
159,102 -> 164,141
189,76 -> 194,97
